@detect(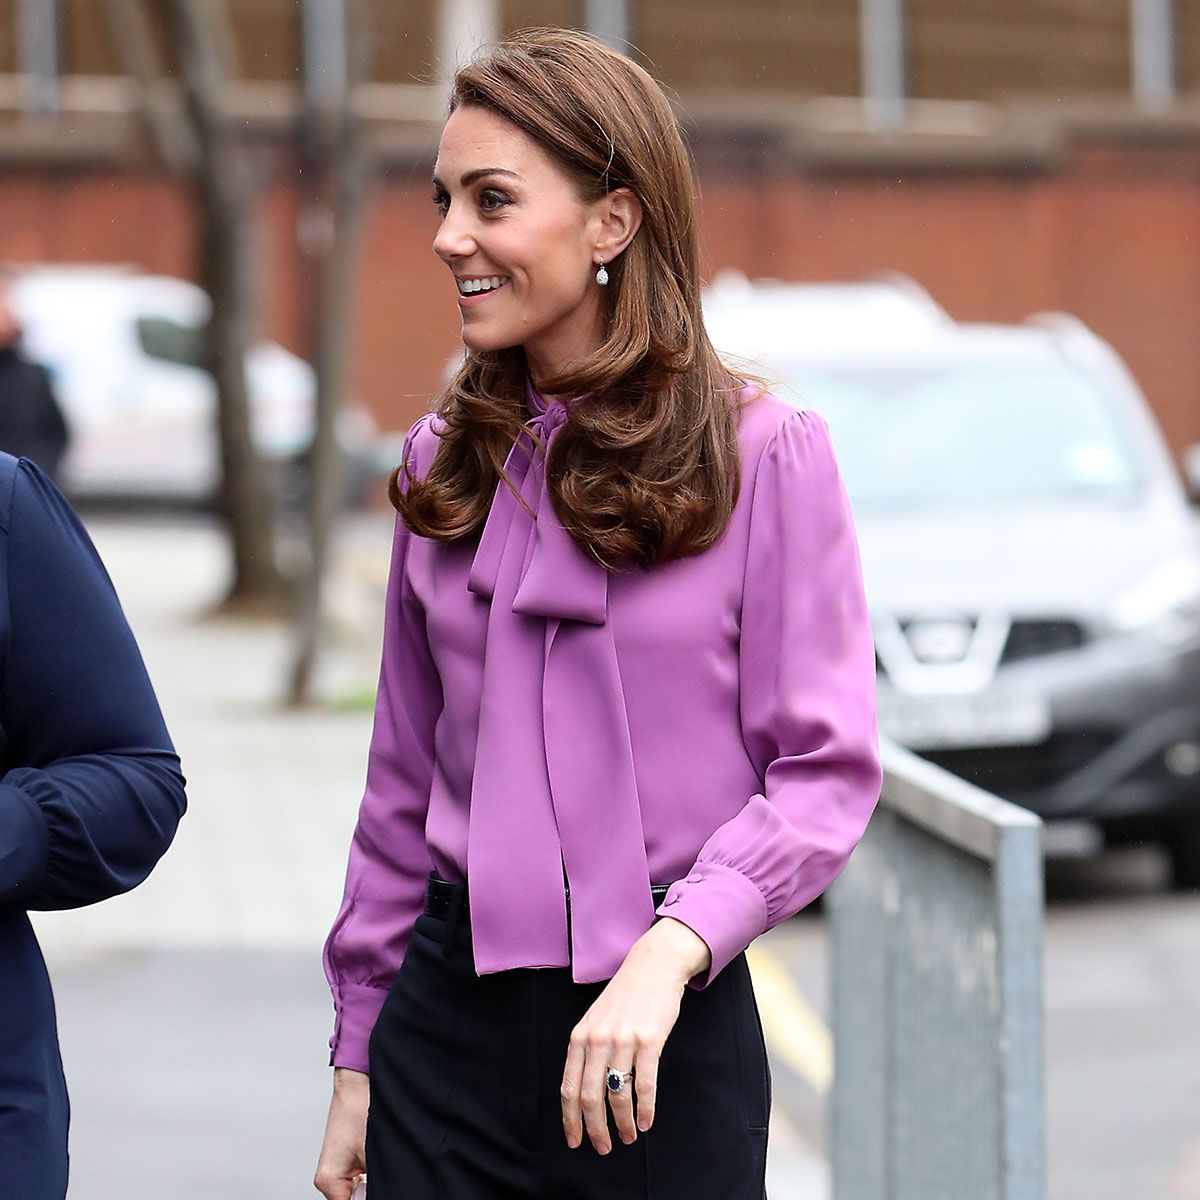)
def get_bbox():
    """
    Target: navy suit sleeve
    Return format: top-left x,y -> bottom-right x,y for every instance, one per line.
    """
0,458 -> 186,910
